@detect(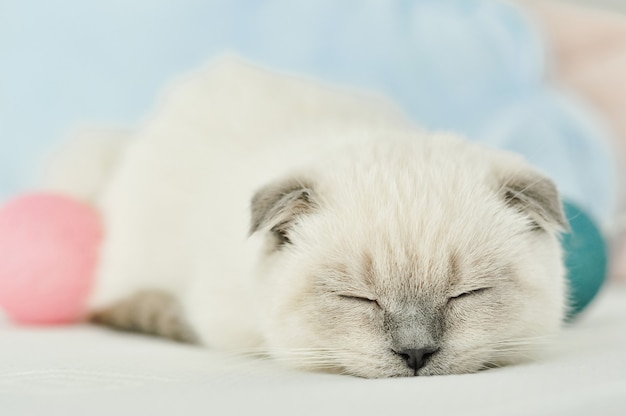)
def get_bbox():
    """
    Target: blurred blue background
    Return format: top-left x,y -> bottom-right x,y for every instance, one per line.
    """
0,0 -> 617,226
